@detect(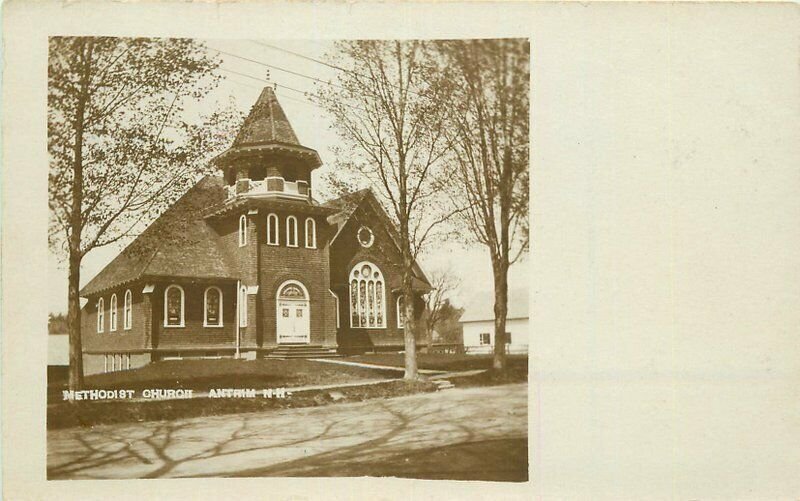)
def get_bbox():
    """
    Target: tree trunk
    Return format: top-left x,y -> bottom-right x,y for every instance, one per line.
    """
426,325 -> 434,353
492,259 -> 509,371
402,271 -> 418,380
67,38 -> 93,392
67,254 -> 84,391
